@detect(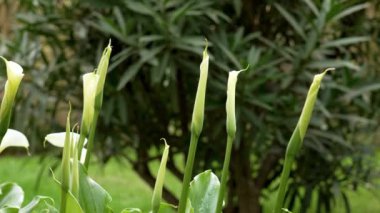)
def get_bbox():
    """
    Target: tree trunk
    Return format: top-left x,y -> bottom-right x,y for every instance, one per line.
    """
225,143 -> 262,213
